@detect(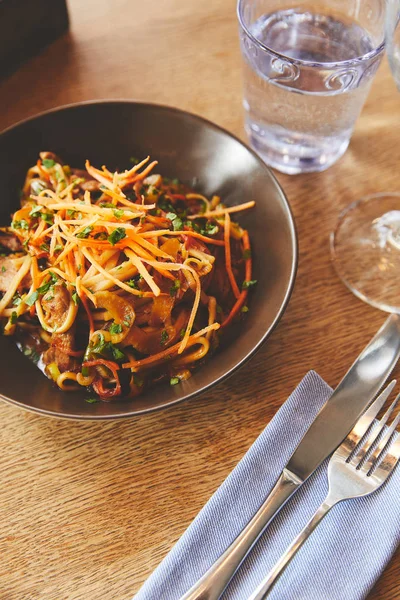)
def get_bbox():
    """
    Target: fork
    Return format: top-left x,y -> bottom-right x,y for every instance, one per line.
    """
247,380 -> 400,600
